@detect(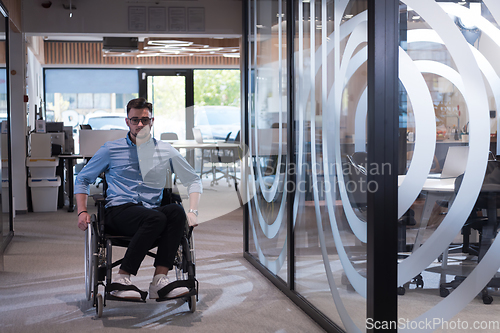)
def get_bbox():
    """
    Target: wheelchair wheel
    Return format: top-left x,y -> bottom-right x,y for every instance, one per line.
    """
85,224 -> 96,302
188,294 -> 196,313
96,293 -> 103,318
174,243 -> 188,281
